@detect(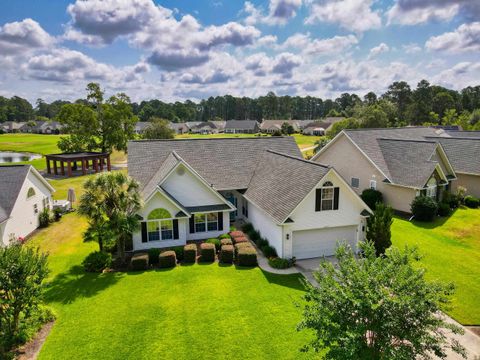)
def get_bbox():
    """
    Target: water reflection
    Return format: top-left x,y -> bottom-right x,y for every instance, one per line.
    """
0,151 -> 42,163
